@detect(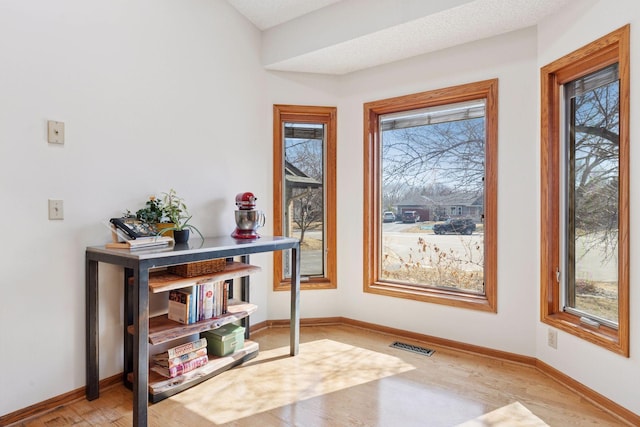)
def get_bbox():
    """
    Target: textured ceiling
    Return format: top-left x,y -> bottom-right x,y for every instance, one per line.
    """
226,0 -> 571,75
